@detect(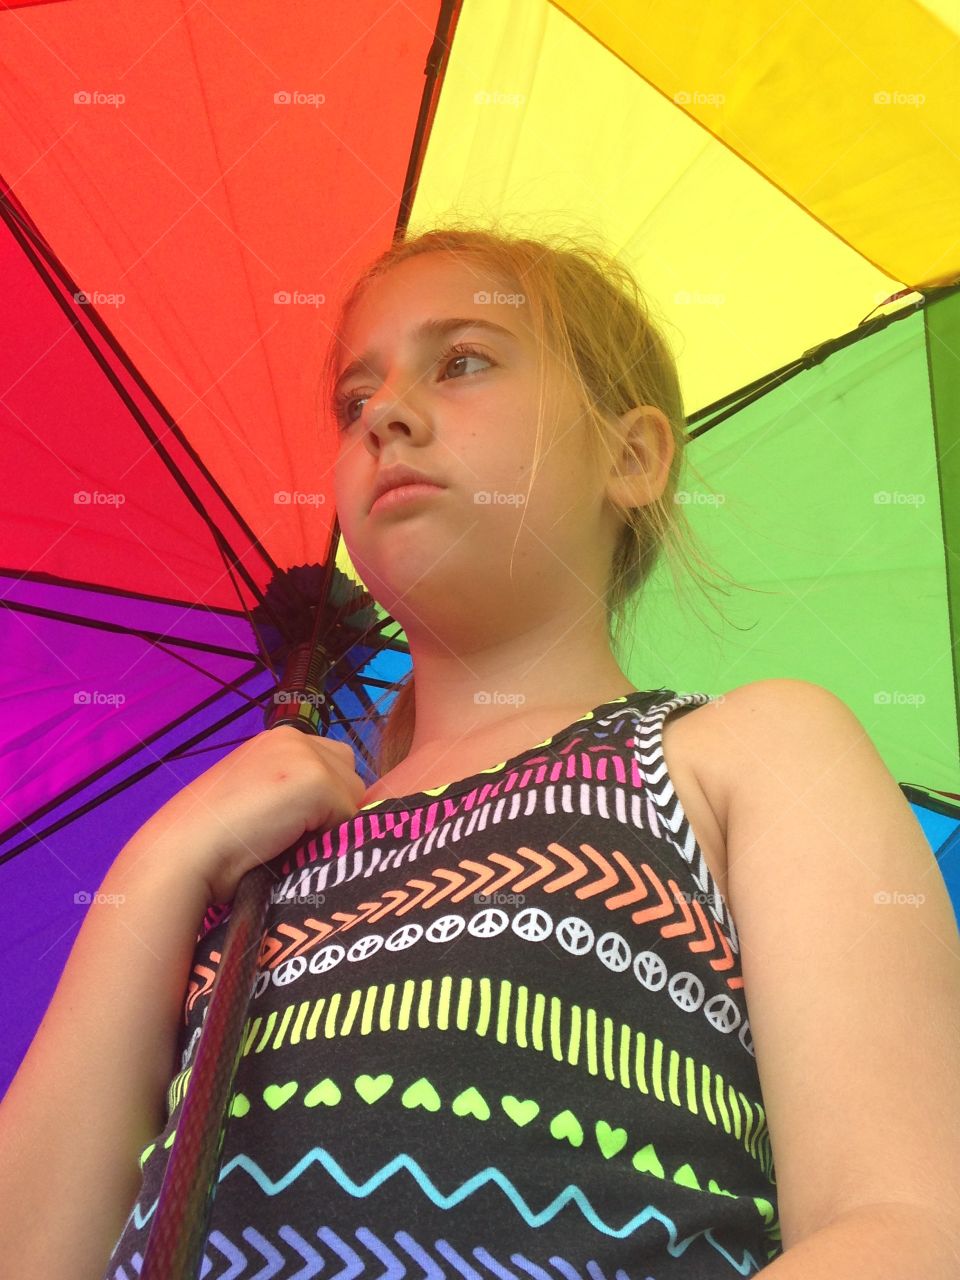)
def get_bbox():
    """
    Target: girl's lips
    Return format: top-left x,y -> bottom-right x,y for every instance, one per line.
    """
369,482 -> 446,515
